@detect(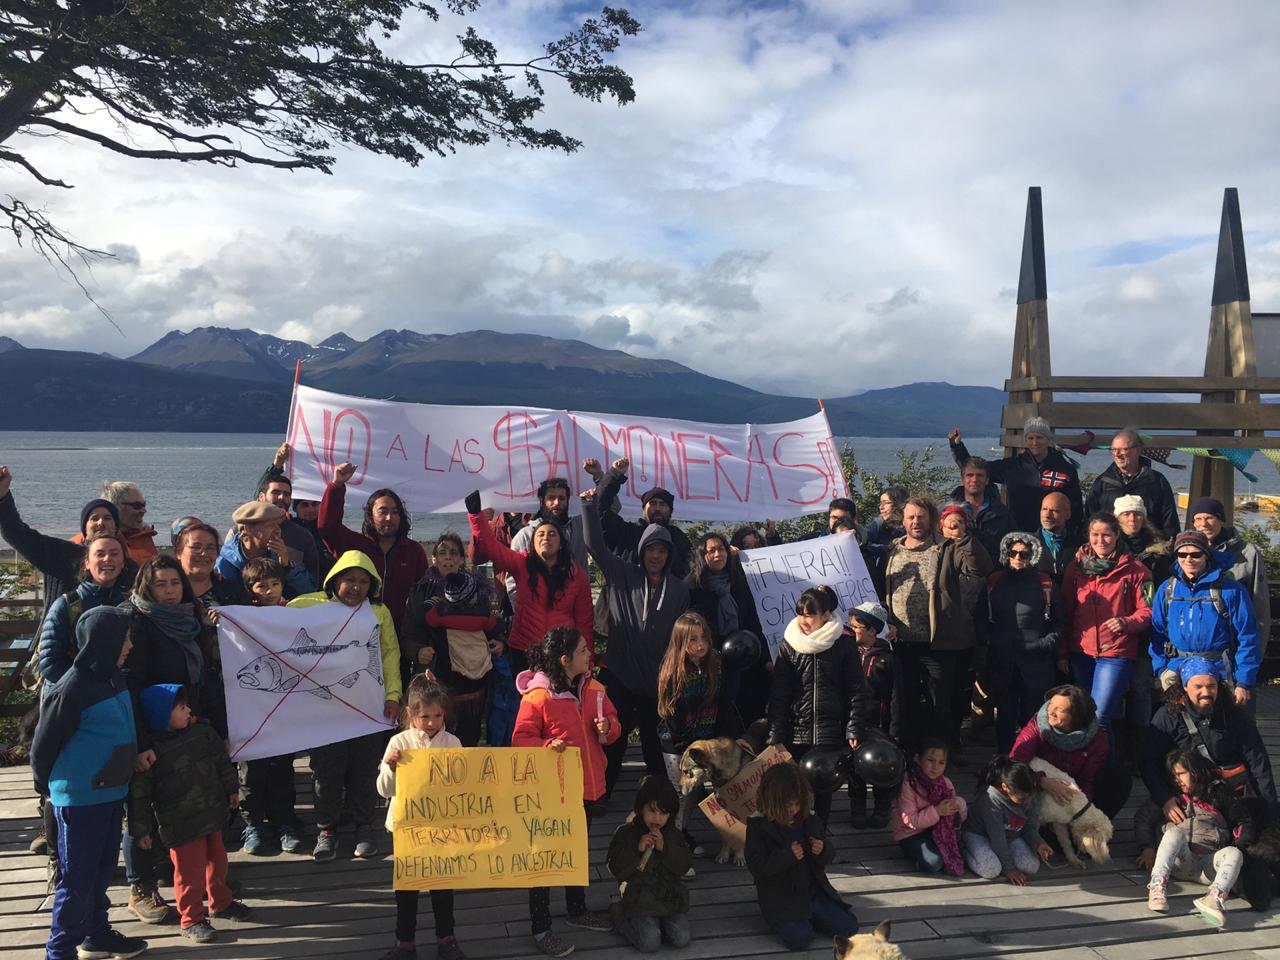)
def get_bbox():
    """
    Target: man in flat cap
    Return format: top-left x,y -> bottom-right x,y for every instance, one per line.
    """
592,457 -> 693,578
215,501 -> 315,601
